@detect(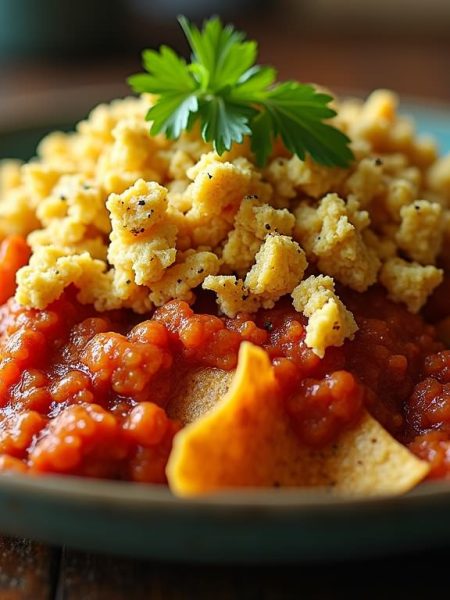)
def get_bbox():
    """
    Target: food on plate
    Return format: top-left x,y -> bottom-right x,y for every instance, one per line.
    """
0,17 -> 449,496
168,343 -> 428,496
